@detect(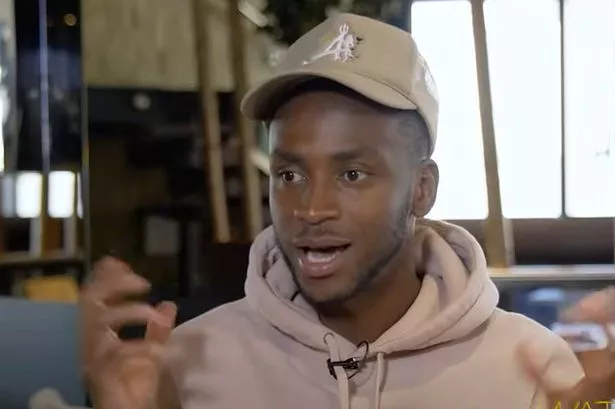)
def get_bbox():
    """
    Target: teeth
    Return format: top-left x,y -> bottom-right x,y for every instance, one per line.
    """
306,250 -> 338,264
